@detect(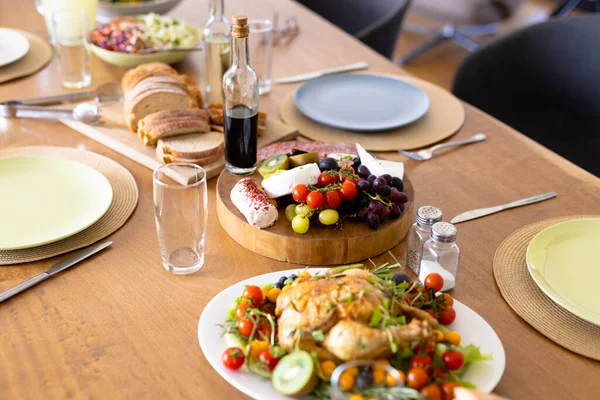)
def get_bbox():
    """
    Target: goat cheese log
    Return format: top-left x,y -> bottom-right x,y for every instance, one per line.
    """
230,178 -> 278,229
